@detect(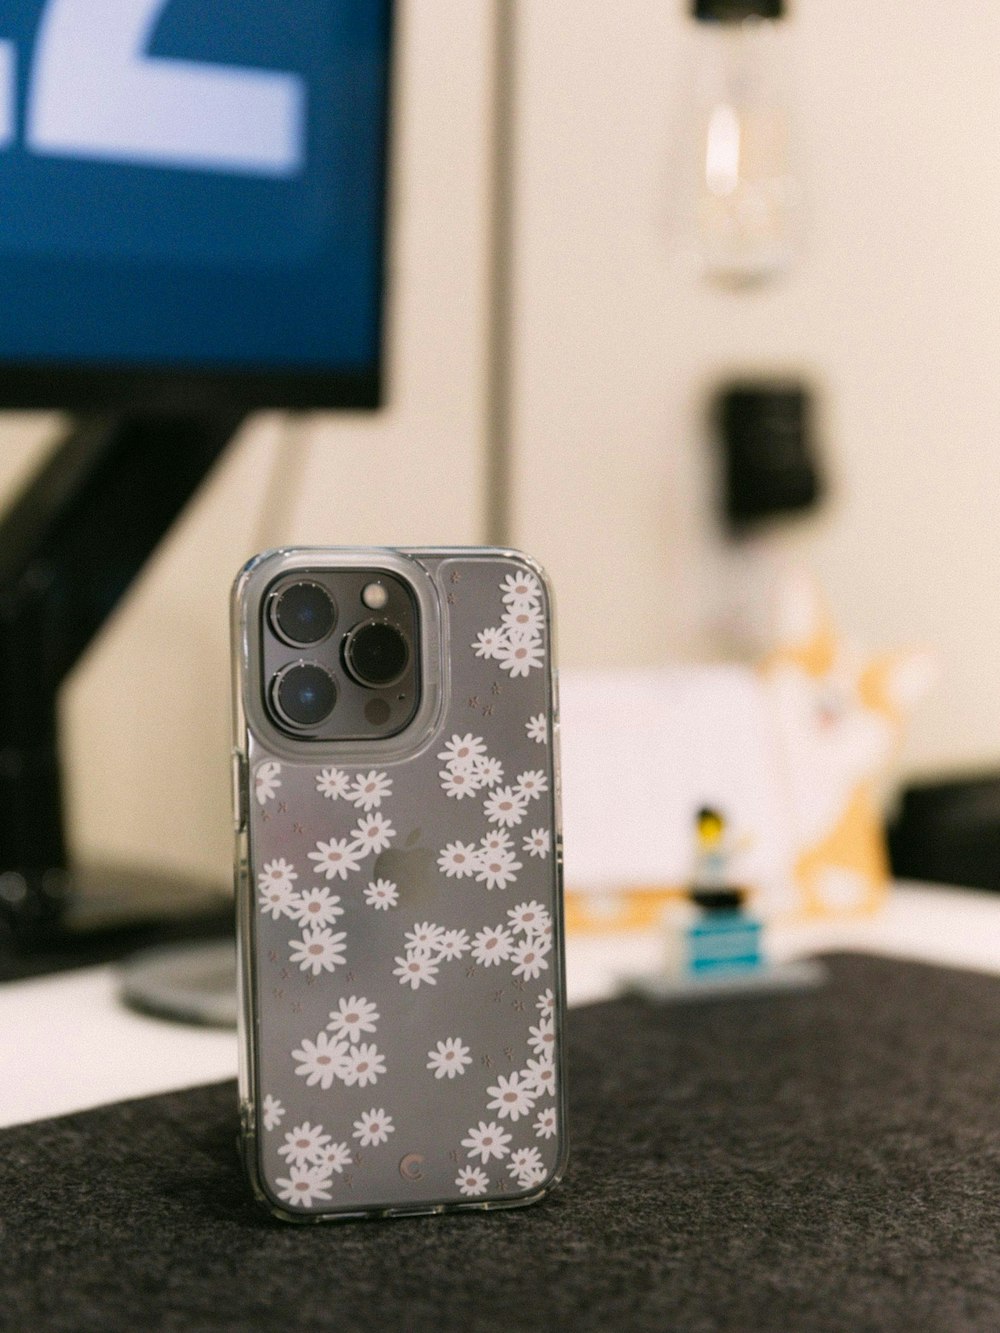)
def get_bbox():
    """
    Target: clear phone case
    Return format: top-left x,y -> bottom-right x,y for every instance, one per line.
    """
232,547 -> 566,1221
